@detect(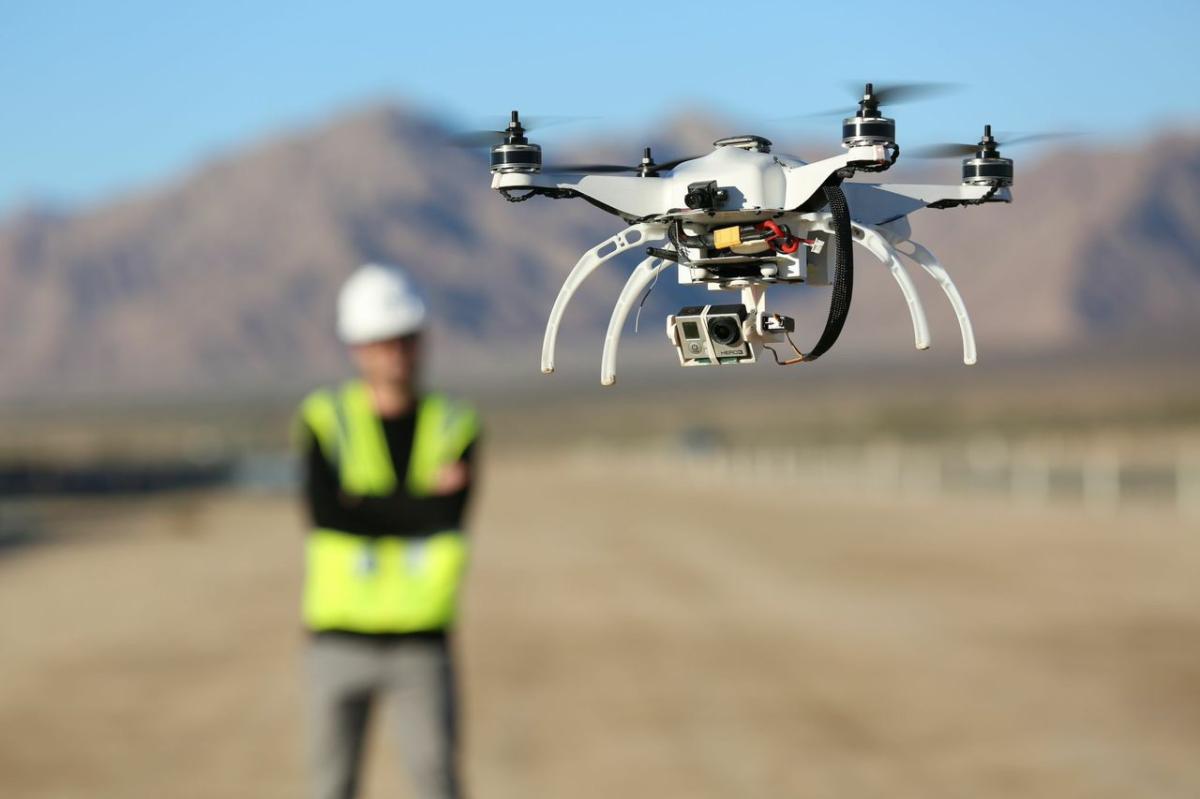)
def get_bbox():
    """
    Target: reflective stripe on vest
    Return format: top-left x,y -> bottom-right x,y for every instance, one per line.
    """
303,530 -> 468,633
298,384 -> 479,633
